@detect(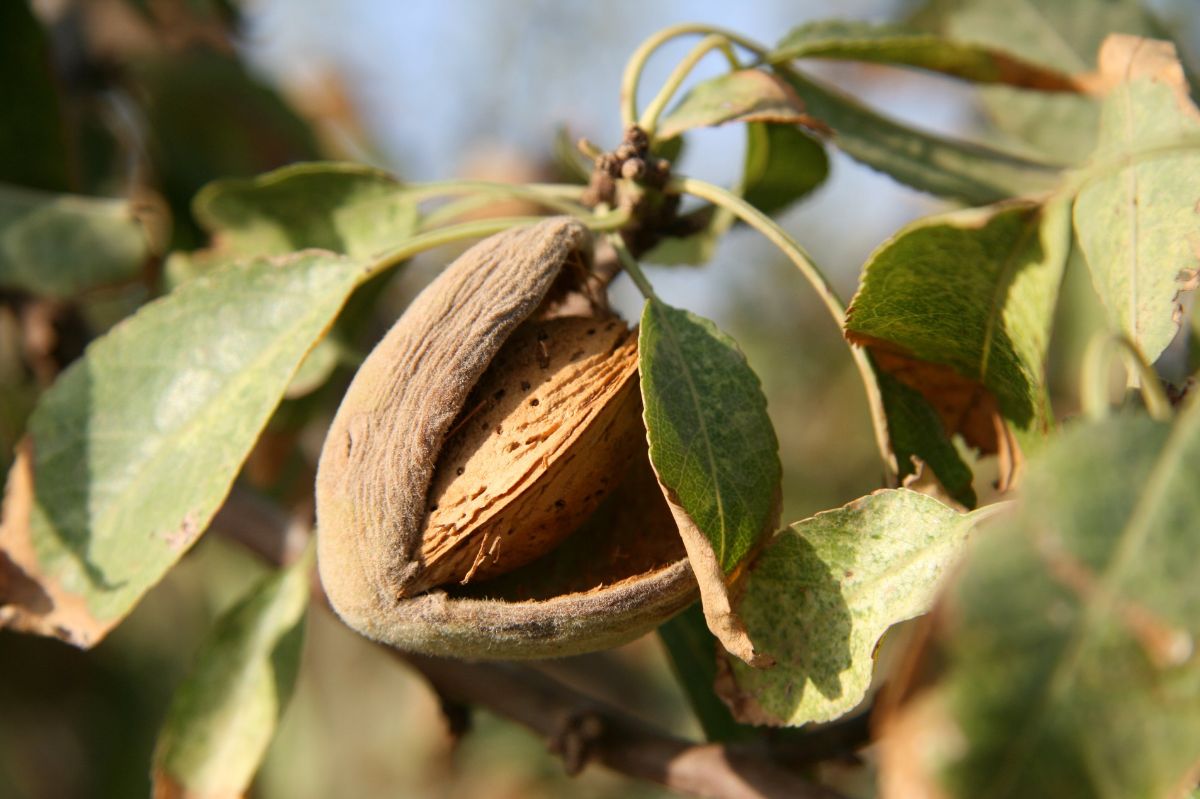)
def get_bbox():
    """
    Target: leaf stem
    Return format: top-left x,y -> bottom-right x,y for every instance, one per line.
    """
671,174 -> 896,477
621,24 -> 771,129
403,180 -> 589,217
638,34 -> 739,138
607,233 -> 658,299
367,207 -> 630,283
1081,334 -> 1173,422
